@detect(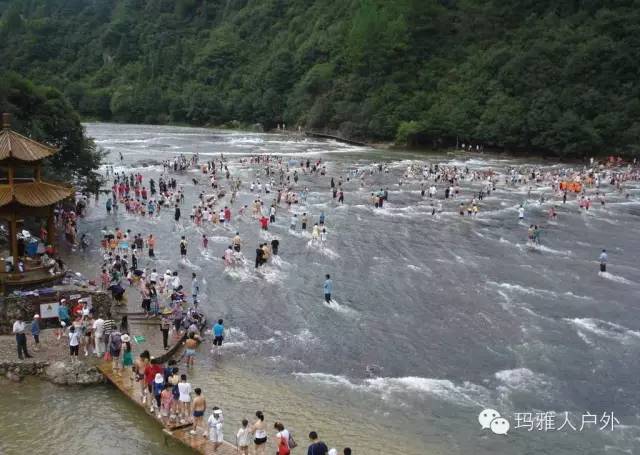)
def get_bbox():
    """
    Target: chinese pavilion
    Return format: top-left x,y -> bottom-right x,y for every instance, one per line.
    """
0,112 -> 73,291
